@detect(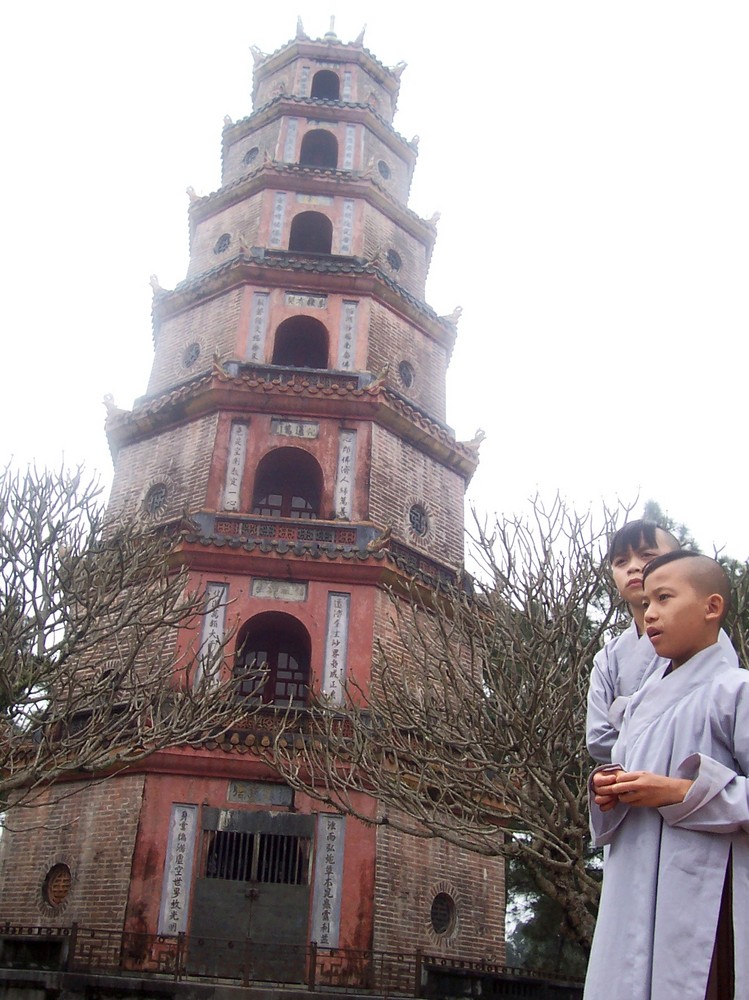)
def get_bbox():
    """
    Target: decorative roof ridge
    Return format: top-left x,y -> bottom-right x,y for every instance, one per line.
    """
152,252 -> 454,333
256,37 -> 396,85
182,532 -> 459,586
106,368 -> 475,468
229,94 -> 414,150
190,160 -> 435,234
